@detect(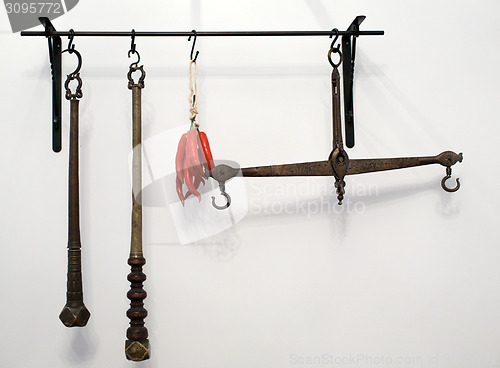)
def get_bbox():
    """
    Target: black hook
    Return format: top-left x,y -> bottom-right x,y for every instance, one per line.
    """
66,48 -> 82,76
211,182 -> 231,210
128,48 -> 141,66
65,29 -> 75,52
441,167 -> 460,192
130,29 -> 136,54
127,29 -> 141,67
328,28 -> 342,68
188,29 -> 199,62
61,29 -> 82,76
329,28 -> 340,51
